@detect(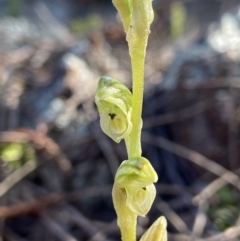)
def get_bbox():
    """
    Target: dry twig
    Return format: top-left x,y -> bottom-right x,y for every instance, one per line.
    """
190,201 -> 208,240
193,168 -> 240,204
142,132 -> 240,192
41,214 -> 78,241
156,198 -> 190,234
199,225 -> 240,241
0,161 -> 37,198
143,99 -> 216,128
